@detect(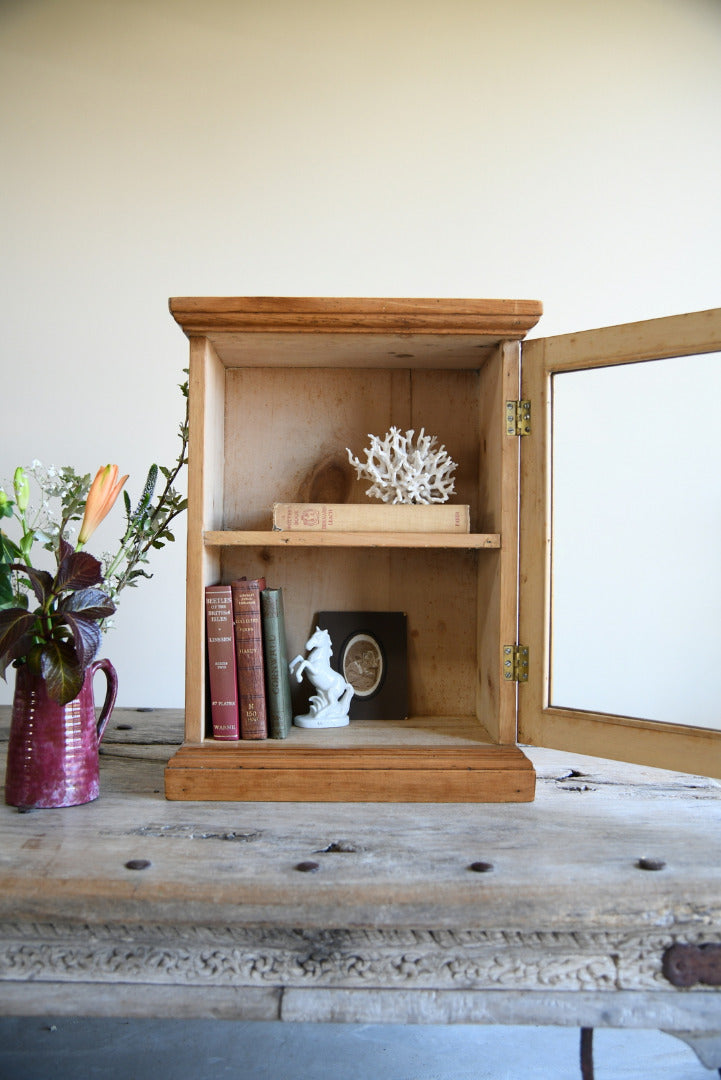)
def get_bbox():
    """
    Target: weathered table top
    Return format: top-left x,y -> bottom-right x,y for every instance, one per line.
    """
1,707 -> 720,1065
